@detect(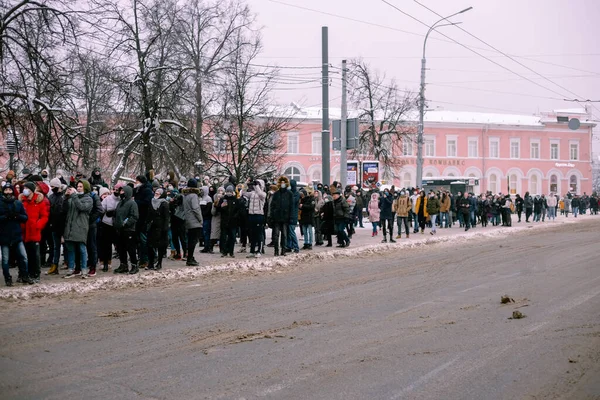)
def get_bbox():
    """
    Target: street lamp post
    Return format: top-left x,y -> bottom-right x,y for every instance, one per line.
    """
415,6 -> 472,188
